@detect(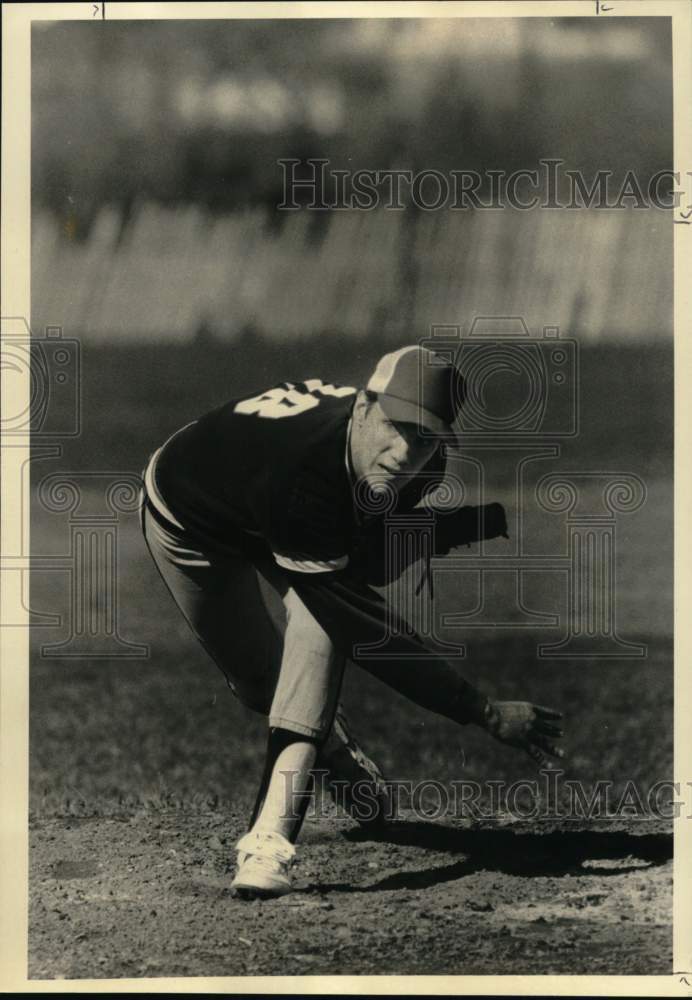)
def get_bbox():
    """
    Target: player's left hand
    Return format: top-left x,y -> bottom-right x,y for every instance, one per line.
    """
483,700 -> 565,766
